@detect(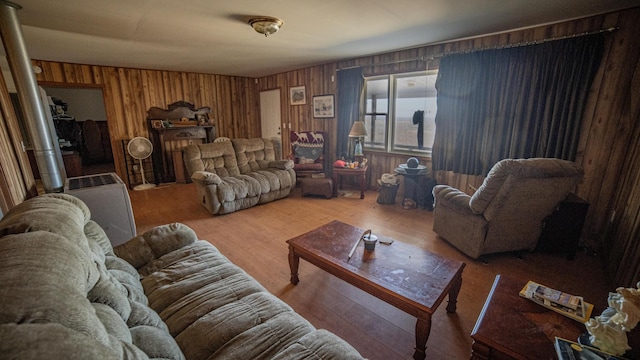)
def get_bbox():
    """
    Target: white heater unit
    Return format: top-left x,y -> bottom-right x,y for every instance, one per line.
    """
64,172 -> 136,246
